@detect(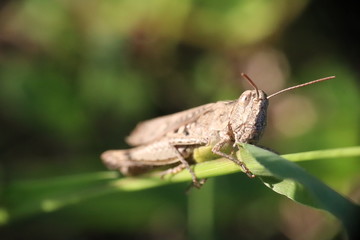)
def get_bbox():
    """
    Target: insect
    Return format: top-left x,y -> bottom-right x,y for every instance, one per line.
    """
101,74 -> 335,188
